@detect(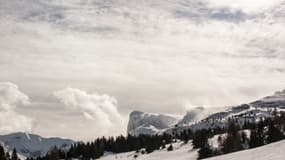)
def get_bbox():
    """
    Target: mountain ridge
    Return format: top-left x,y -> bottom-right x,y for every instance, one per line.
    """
128,89 -> 285,136
0,132 -> 74,158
